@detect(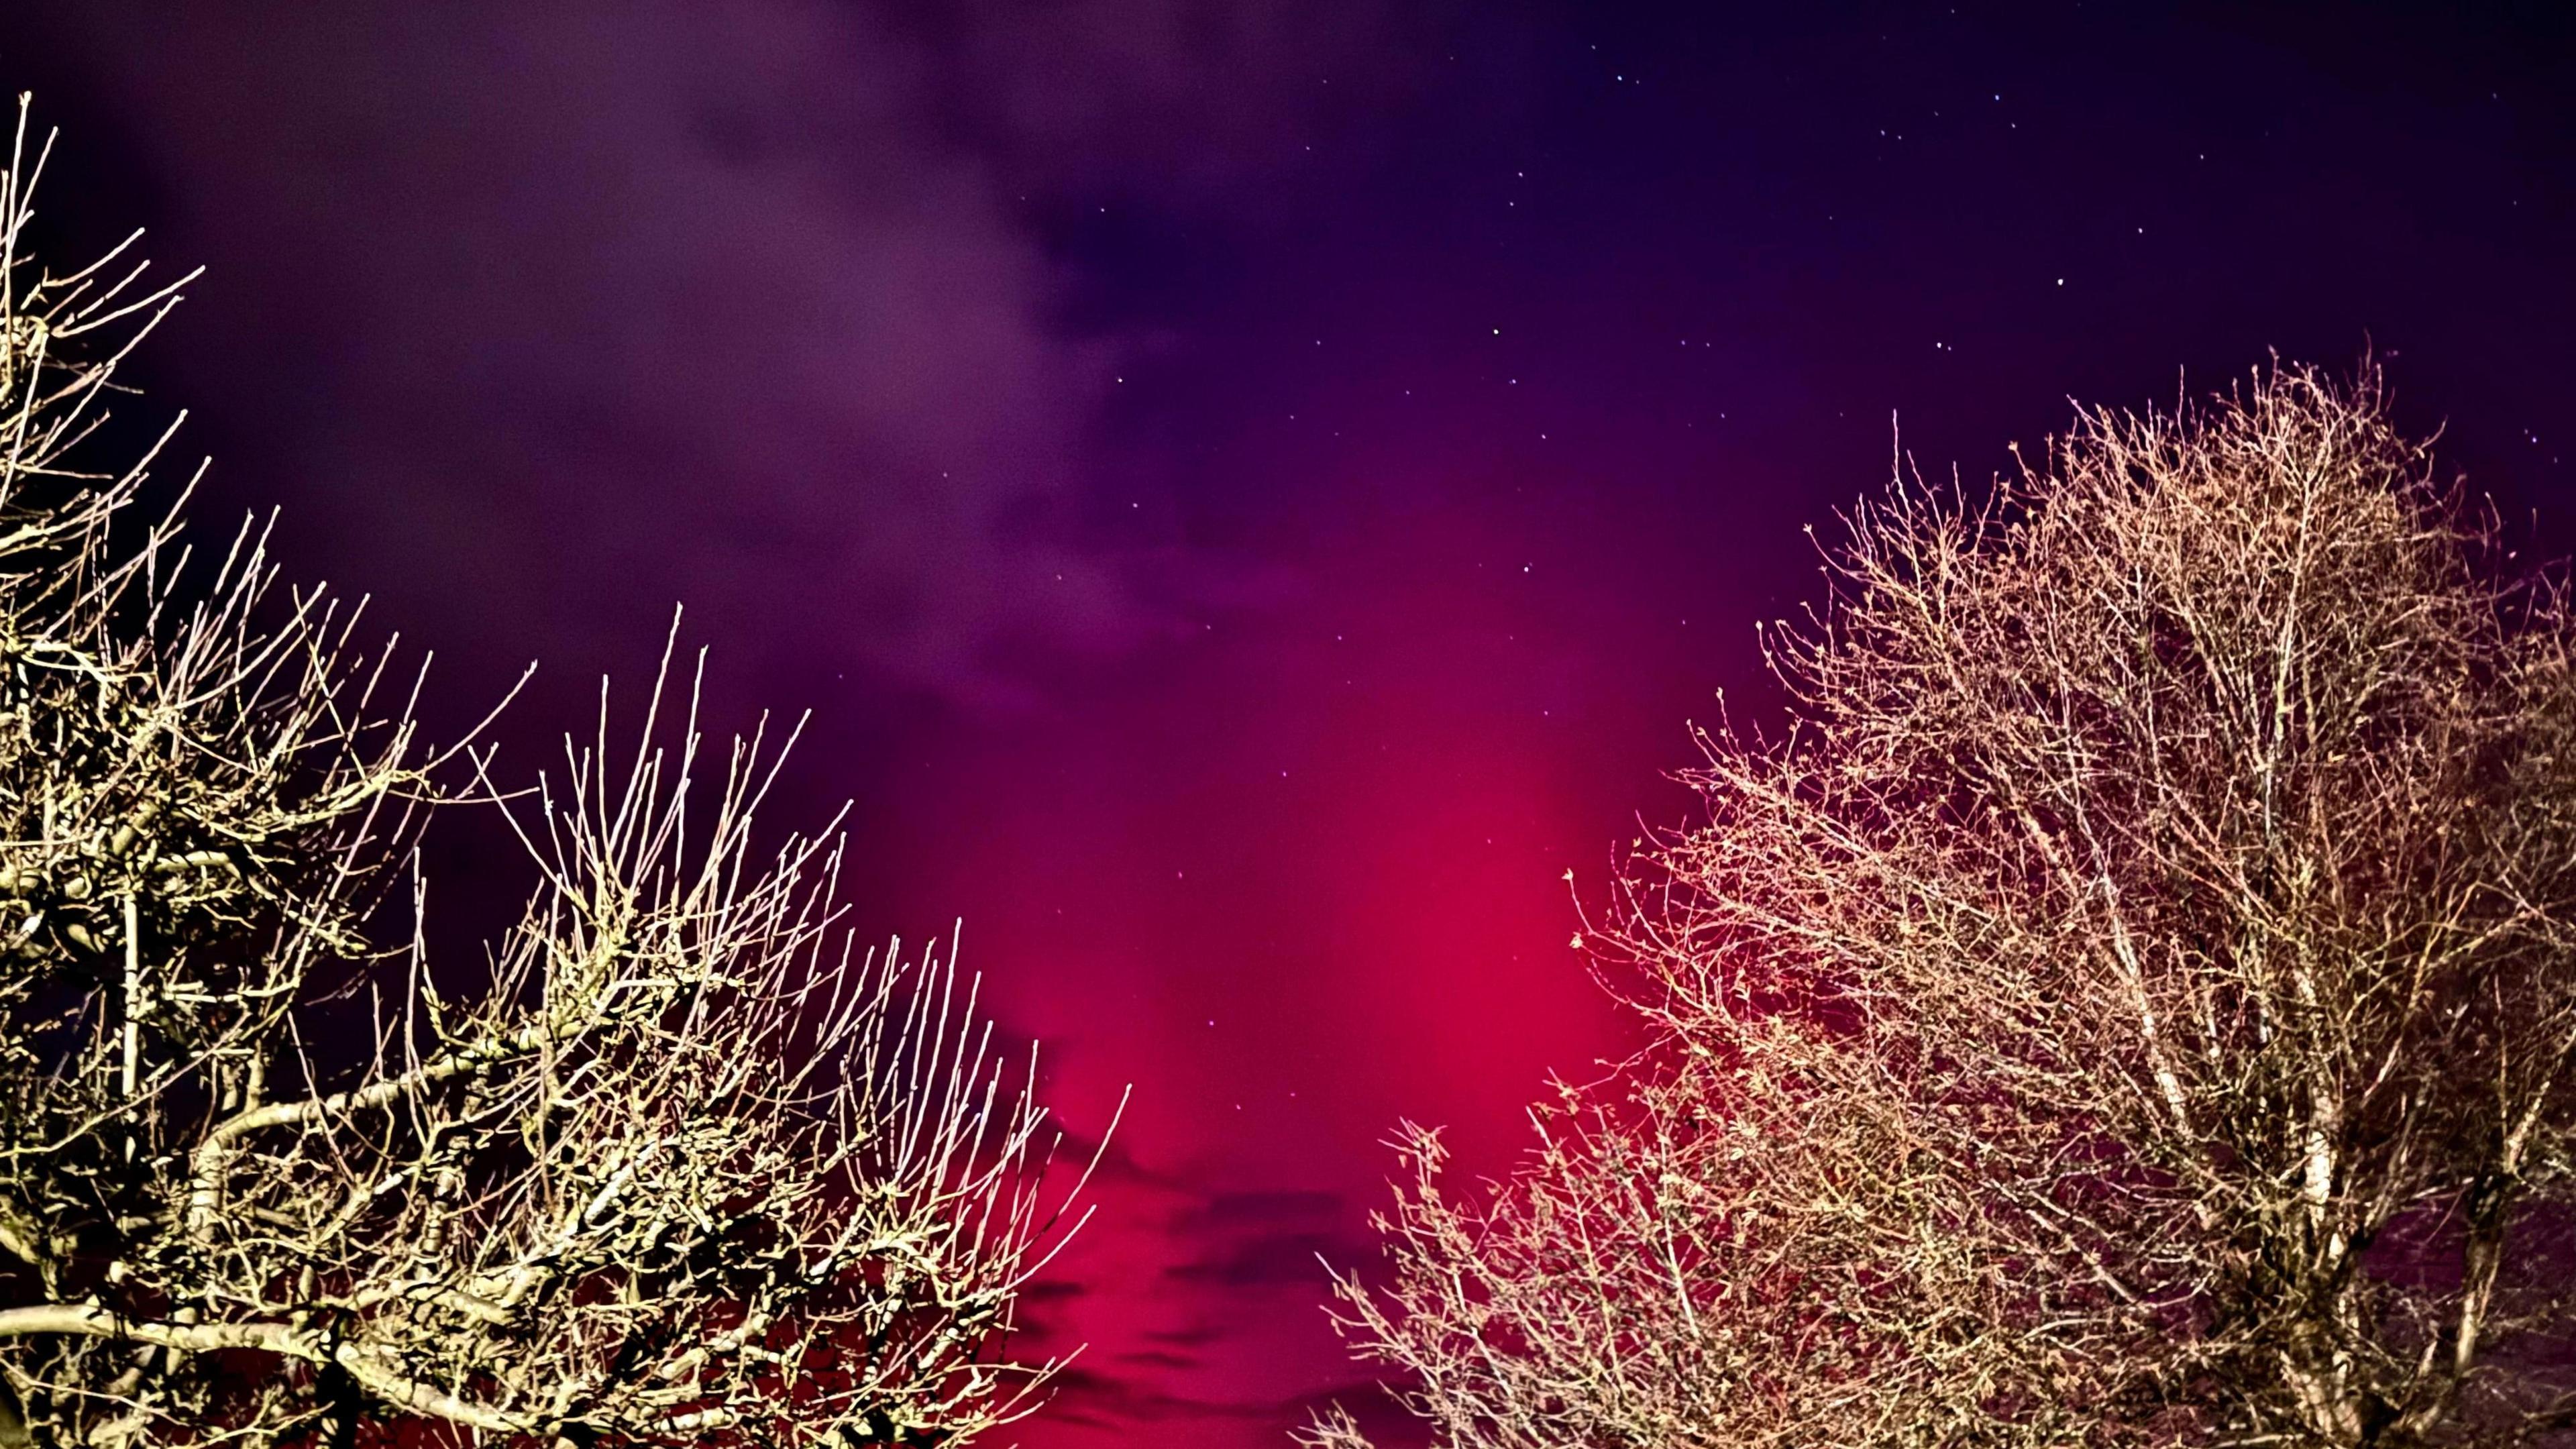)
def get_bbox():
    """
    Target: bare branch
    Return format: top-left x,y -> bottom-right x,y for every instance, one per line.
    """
0,96 -> 1105,1448
1324,362 -> 2576,1448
